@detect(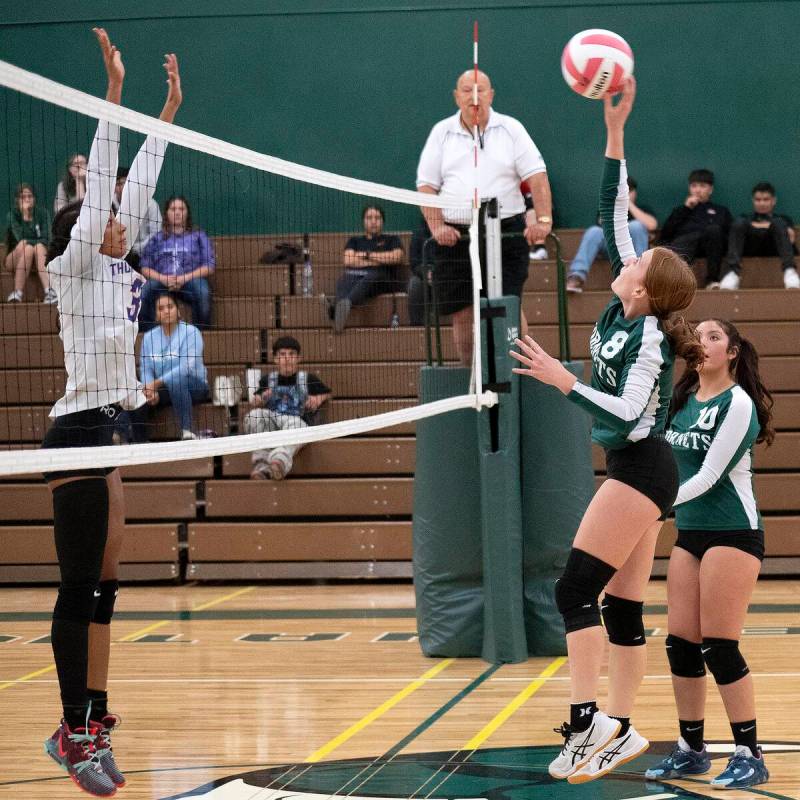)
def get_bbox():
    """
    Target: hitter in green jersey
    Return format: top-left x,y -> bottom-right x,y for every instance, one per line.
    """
511,78 -> 702,784
647,319 -> 774,790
